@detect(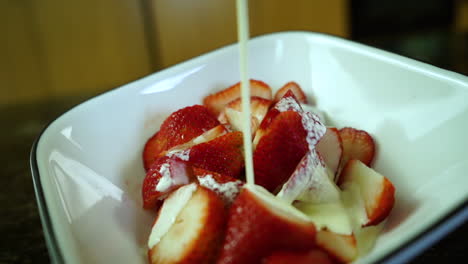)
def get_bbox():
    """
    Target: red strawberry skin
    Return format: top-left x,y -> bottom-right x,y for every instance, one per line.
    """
142,156 -> 193,209
339,127 -> 375,167
254,110 -> 308,192
143,105 -> 220,170
203,79 -> 272,116
274,81 -> 308,104
262,250 -> 334,264
366,177 -> 395,226
257,90 -> 300,132
143,131 -> 160,171
216,188 -> 316,264
189,132 -> 245,179
339,159 -> 396,227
